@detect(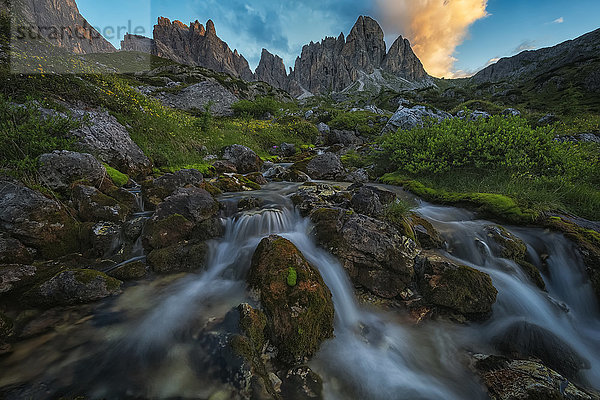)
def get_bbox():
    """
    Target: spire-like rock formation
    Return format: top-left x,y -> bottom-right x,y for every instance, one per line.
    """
341,15 -> 386,73
147,17 -> 254,80
255,49 -> 288,89
13,0 -> 115,54
382,36 -> 428,81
